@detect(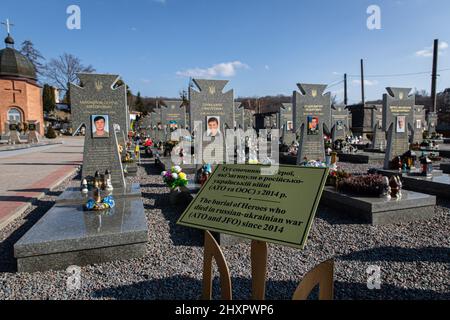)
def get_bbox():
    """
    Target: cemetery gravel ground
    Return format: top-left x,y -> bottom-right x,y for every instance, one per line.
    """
0,159 -> 448,300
